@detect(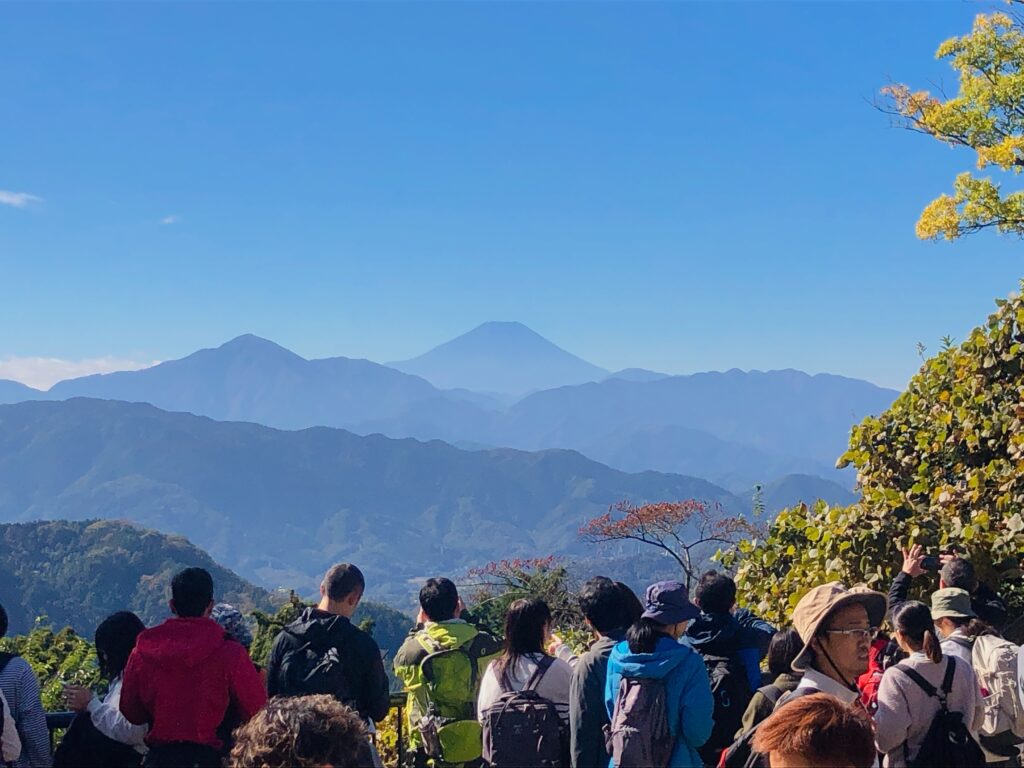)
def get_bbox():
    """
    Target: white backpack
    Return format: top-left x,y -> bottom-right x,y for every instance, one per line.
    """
972,634 -> 1024,755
